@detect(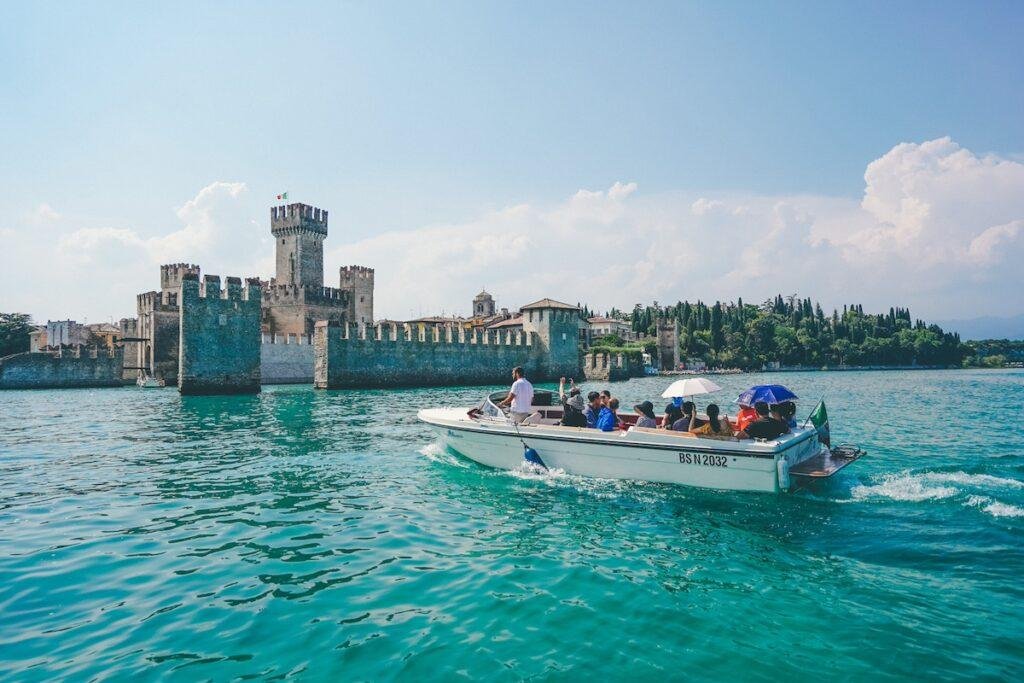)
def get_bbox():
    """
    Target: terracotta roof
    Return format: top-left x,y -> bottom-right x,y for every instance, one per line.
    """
408,316 -> 465,324
520,298 -> 578,311
486,316 -> 524,329
588,316 -> 628,325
